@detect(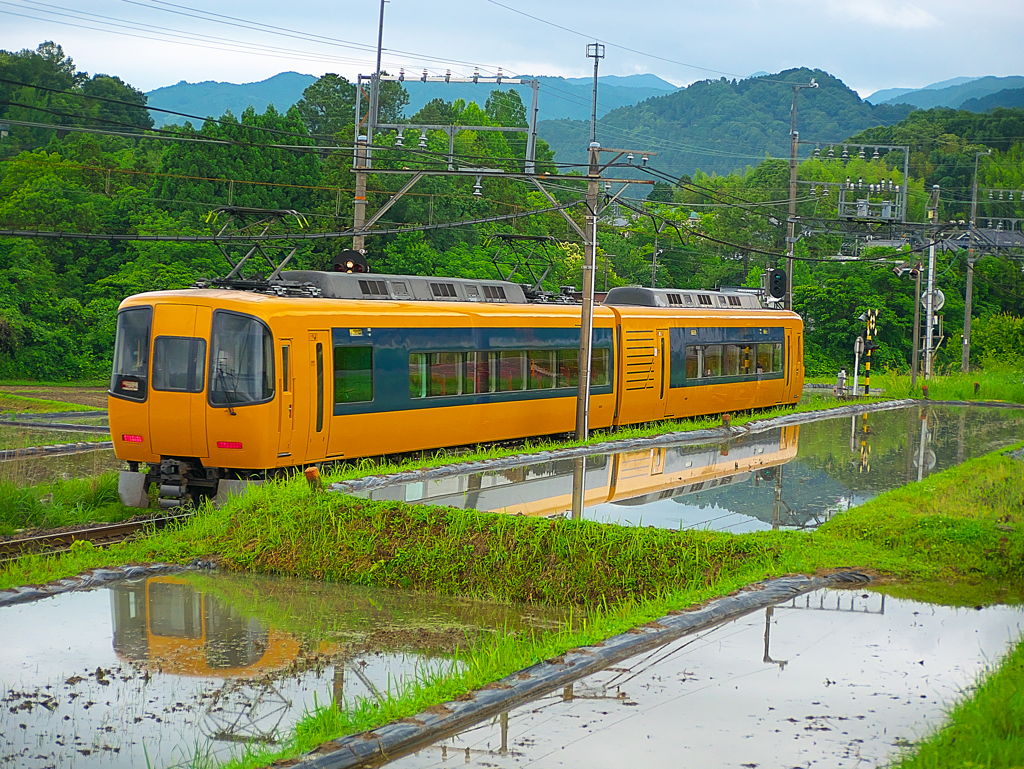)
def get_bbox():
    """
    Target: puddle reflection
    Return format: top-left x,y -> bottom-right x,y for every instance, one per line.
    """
1,573 -> 564,769
359,405 -> 1024,532
385,588 -> 1024,769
